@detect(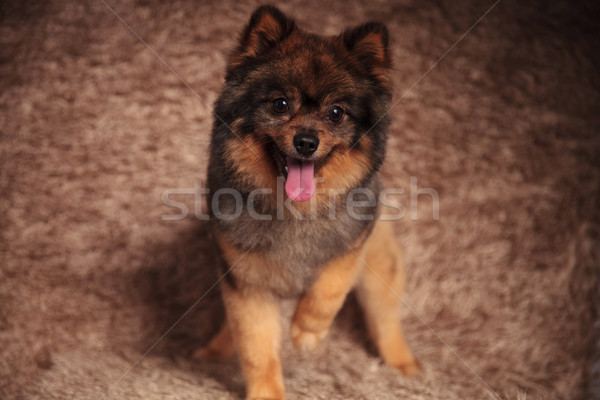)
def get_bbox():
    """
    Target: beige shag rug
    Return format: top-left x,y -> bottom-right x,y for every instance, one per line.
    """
1,0 -> 599,399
